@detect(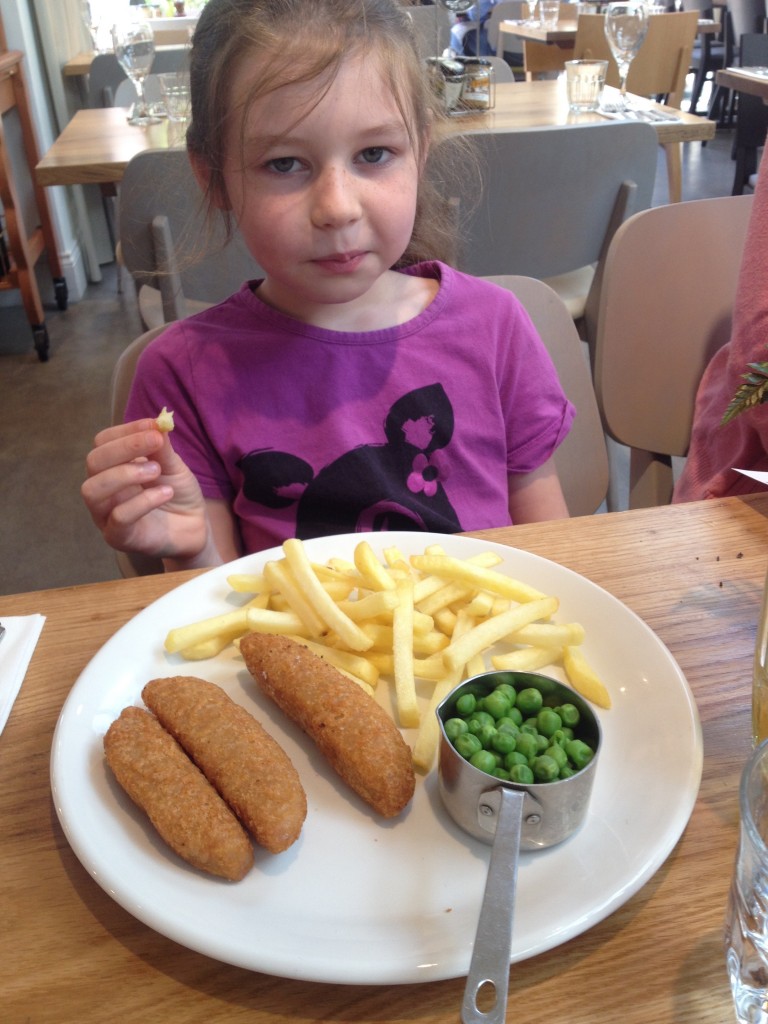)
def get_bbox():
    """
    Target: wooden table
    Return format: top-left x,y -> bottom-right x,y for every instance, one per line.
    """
35,81 -> 714,191
499,15 -> 721,47
715,67 -> 768,103
1,493 -> 764,1023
